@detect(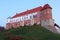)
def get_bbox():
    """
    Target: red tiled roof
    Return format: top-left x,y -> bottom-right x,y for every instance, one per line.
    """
12,4 -> 52,18
12,6 -> 42,18
41,4 -> 52,11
